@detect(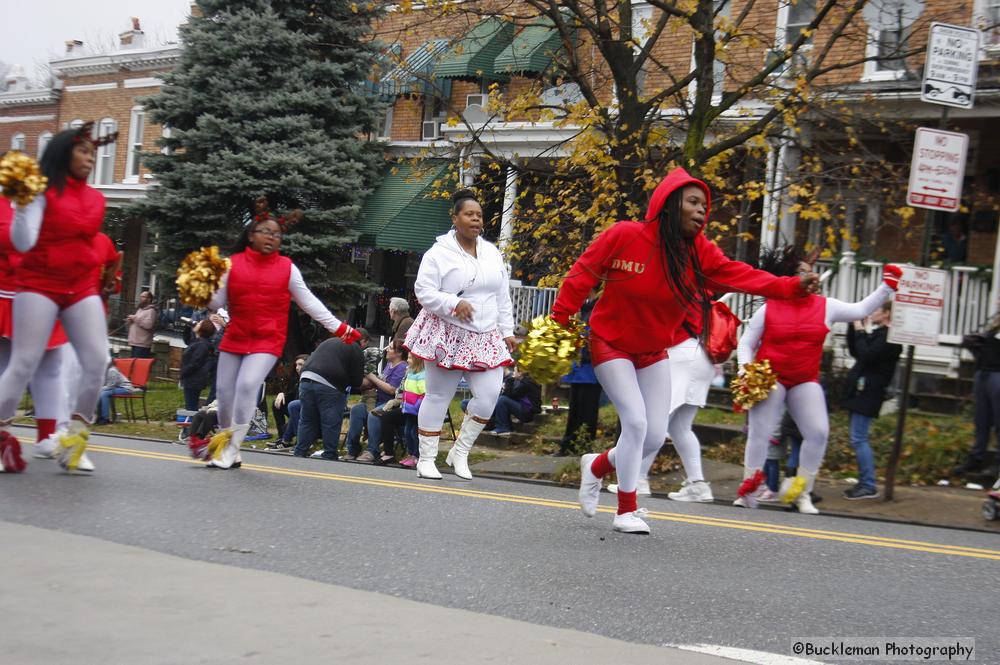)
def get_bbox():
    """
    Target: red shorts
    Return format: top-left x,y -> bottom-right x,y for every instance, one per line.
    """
20,287 -> 100,311
1,295 -> 72,349
590,335 -> 668,370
